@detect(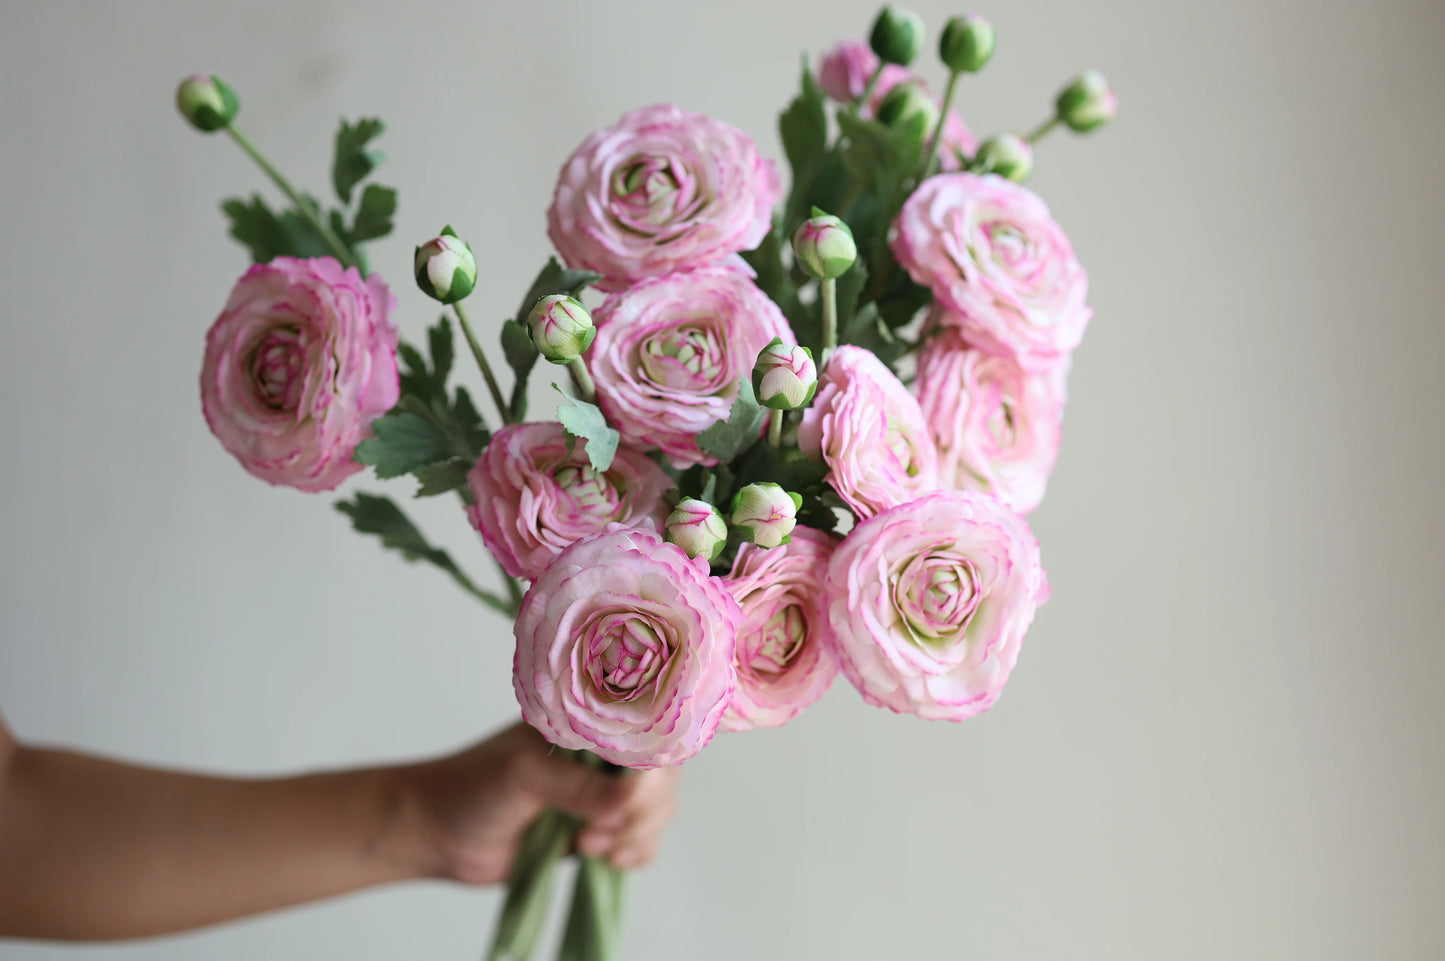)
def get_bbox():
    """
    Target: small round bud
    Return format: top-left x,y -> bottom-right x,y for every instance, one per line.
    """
972,133 -> 1034,182
939,15 -> 995,74
666,498 -> 729,561
791,211 -> 857,281
752,338 -> 818,411
876,81 -> 940,137
870,5 -> 926,66
729,483 -> 802,550
414,227 -> 477,304
528,294 -> 596,363
1056,69 -> 1118,133
175,74 -> 239,132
